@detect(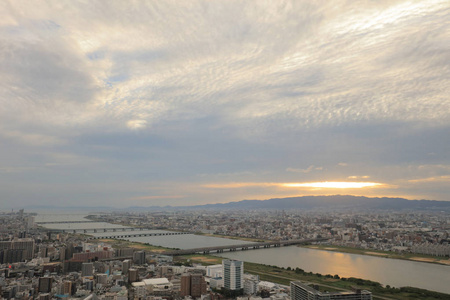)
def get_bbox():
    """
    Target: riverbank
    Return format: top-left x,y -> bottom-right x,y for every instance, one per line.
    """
194,232 -> 269,243
94,238 -> 173,253
177,254 -> 449,300
191,232 -> 450,266
85,231 -> 449,298
302,244 -> 450,266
